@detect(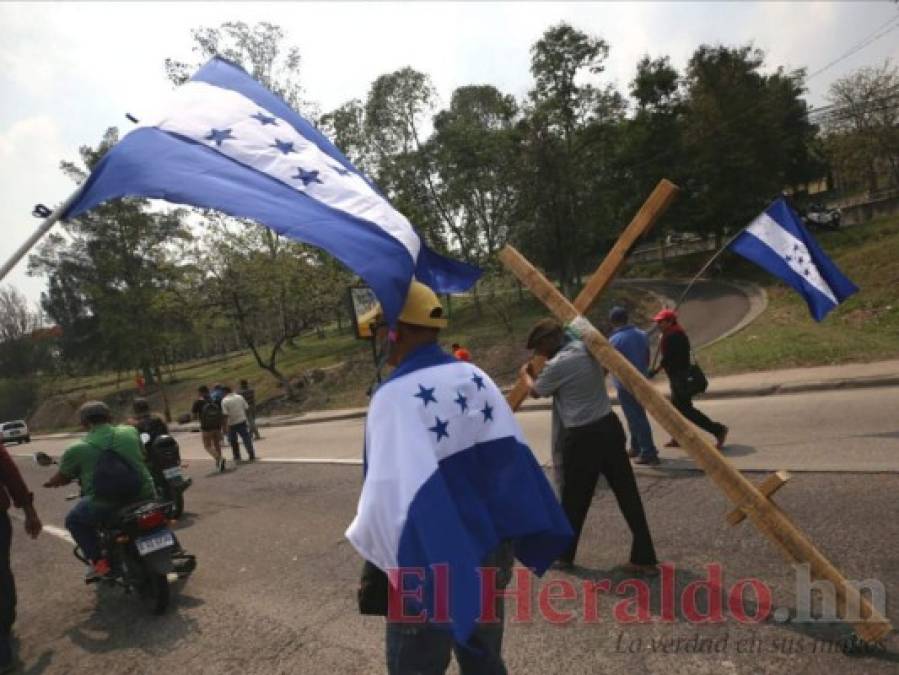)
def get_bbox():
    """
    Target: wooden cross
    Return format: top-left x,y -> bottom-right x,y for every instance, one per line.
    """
498,244 -> 892,643
506,179 -> 679,411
